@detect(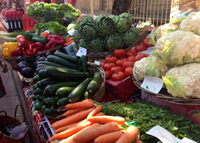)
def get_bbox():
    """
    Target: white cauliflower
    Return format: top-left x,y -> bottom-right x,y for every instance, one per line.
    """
155,30 -> 200,66
180,11 -> 200,35
163,63 -> 200,99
